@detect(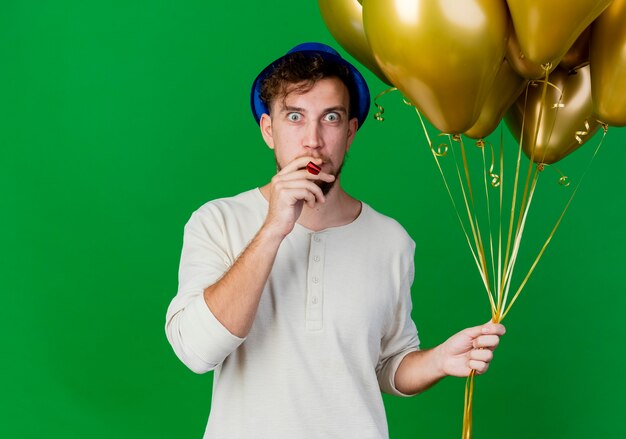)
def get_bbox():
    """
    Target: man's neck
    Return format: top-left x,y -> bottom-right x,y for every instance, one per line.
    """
297,185 -> 362,231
